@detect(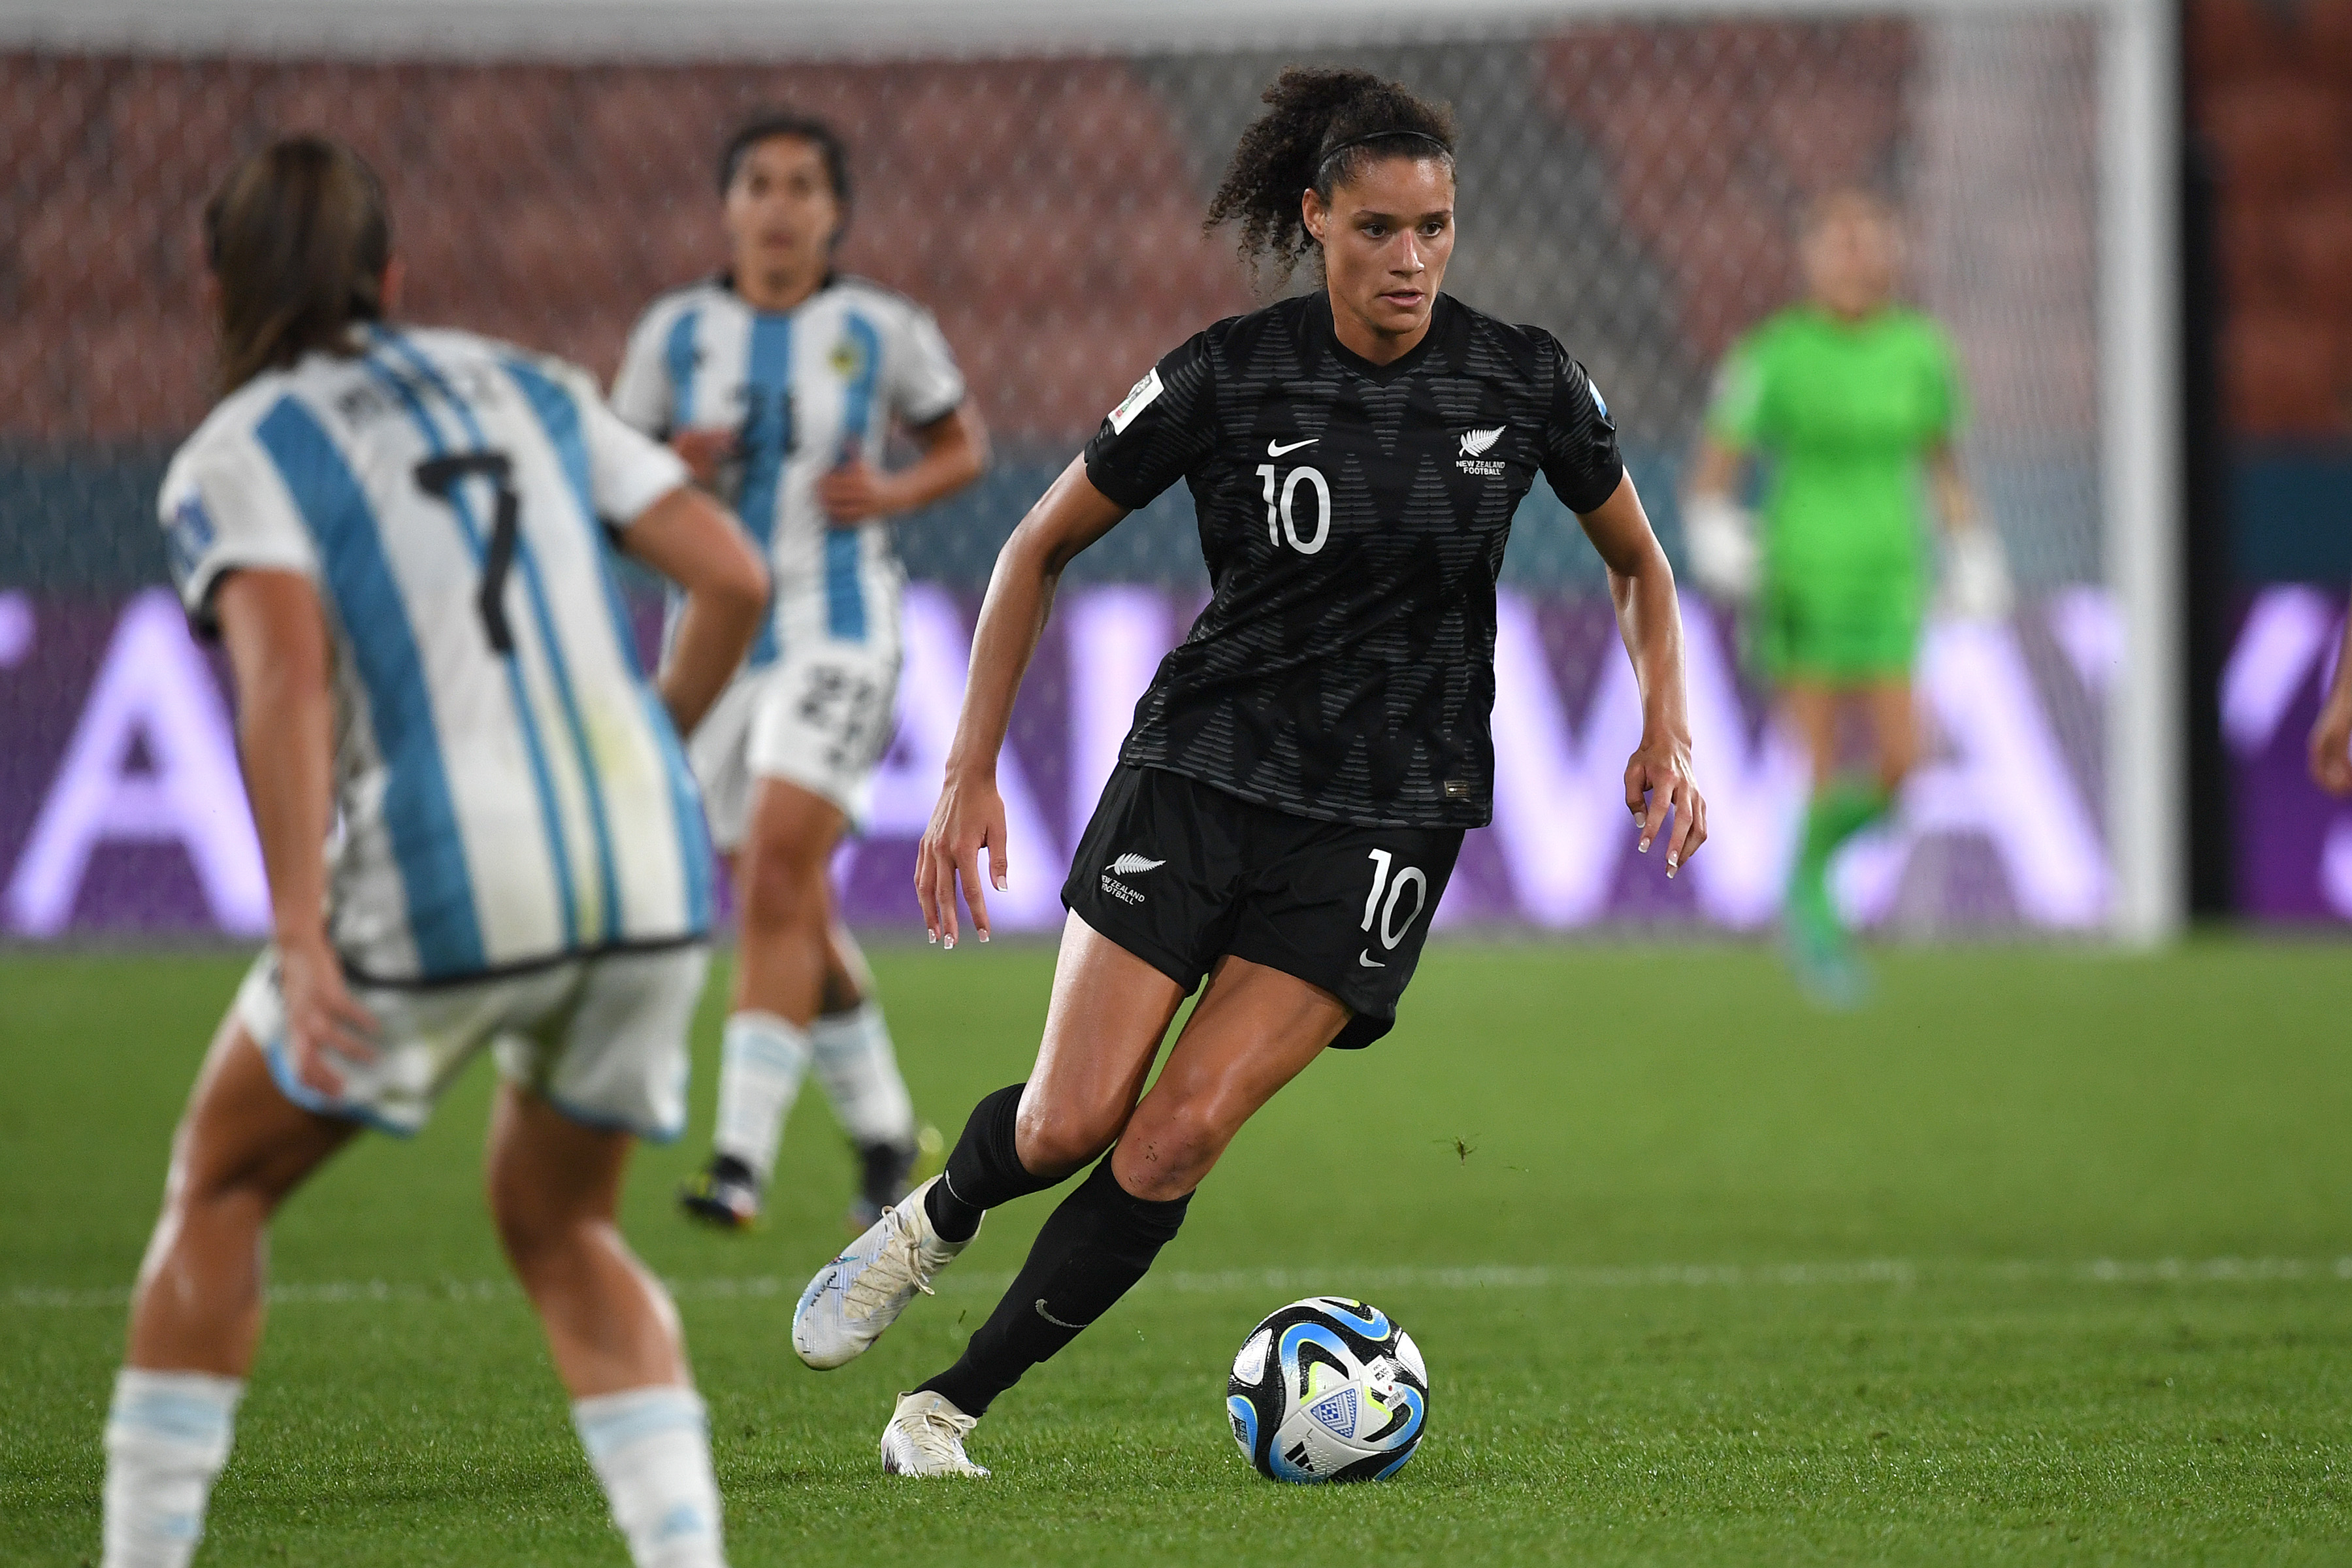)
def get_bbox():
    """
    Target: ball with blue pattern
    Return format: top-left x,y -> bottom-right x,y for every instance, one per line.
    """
1226,1296 -> 1428,1483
